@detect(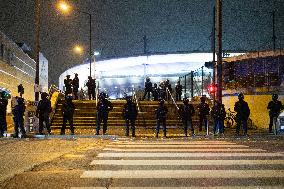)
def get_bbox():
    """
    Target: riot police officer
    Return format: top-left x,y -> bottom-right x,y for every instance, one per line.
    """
122,96 -> 138,137
96,92 -> 113,135
0,91 -> 8,137
197,96 -> 210,132
86,76 -> 96,100
64,75 -> 72,96
267,94 -> 283,133
143,77 -> 152,100
61,95 -> 75,135
234,93 -> 250,136
72,73 -> 79,100
152,83 -> 159,101
178,98 -> 195,137
211,100 -> 226,135
155,99 -> 168,138
12,97 -> 26,138
36,92 -> 51,135
175,81 -> 182,101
